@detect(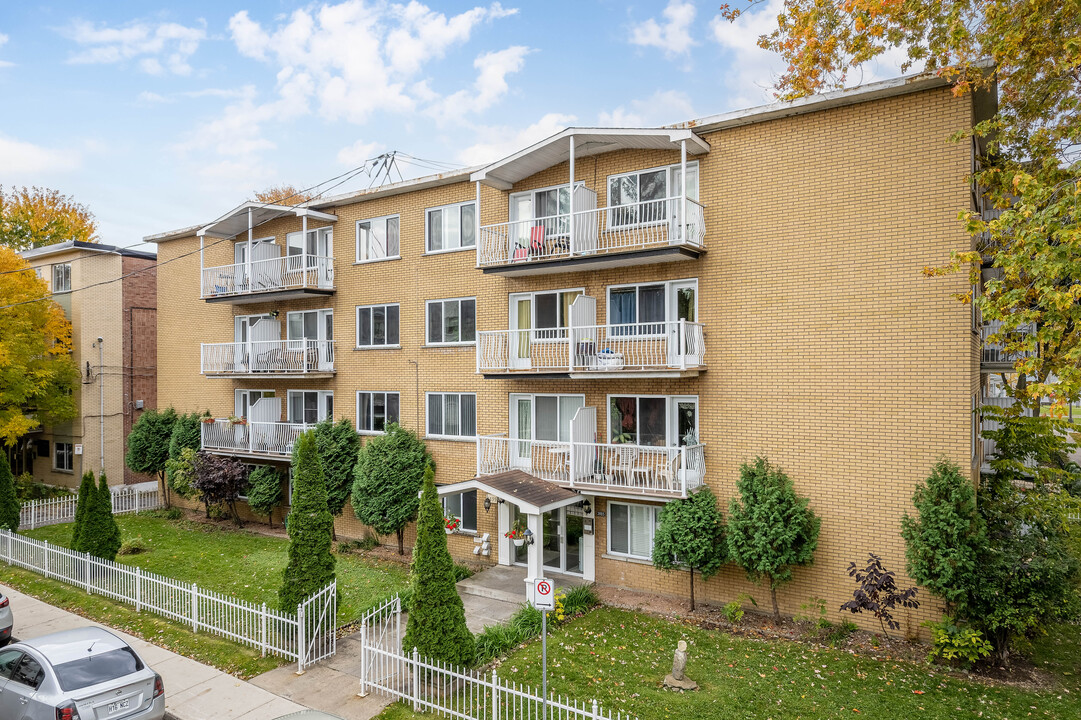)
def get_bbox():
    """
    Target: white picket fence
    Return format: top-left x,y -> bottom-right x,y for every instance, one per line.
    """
0,530 -> 337,672
359,595 -> 634,720
19,486 -> 163,531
